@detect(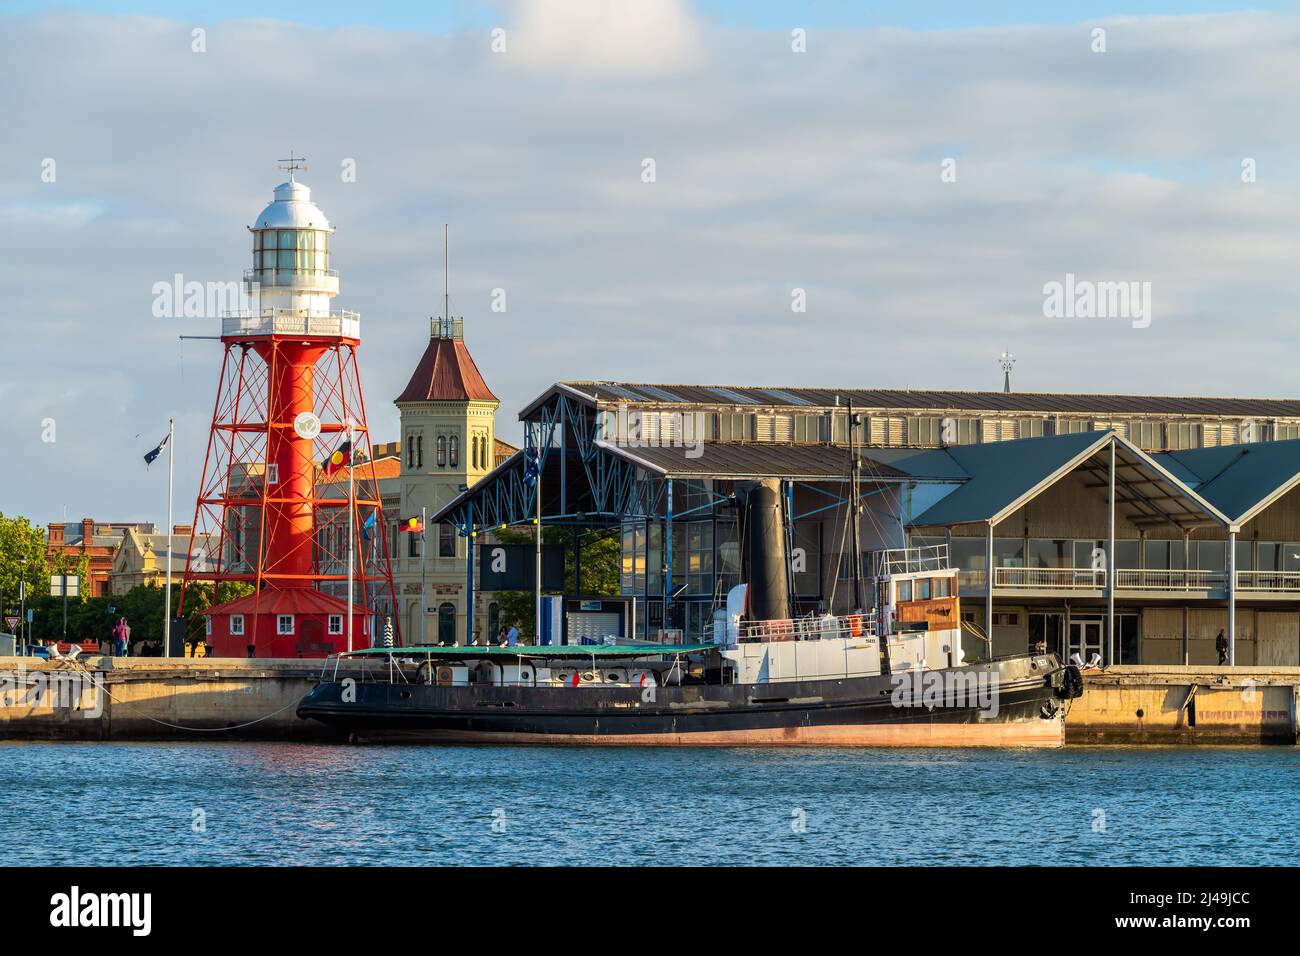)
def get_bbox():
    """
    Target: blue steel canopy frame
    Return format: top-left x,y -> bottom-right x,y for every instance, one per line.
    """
433,384 -> 925,638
